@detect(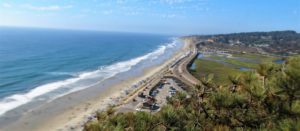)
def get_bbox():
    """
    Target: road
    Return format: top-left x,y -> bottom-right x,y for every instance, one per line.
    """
171,42 -> 200,86
116,40 -> 201,113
